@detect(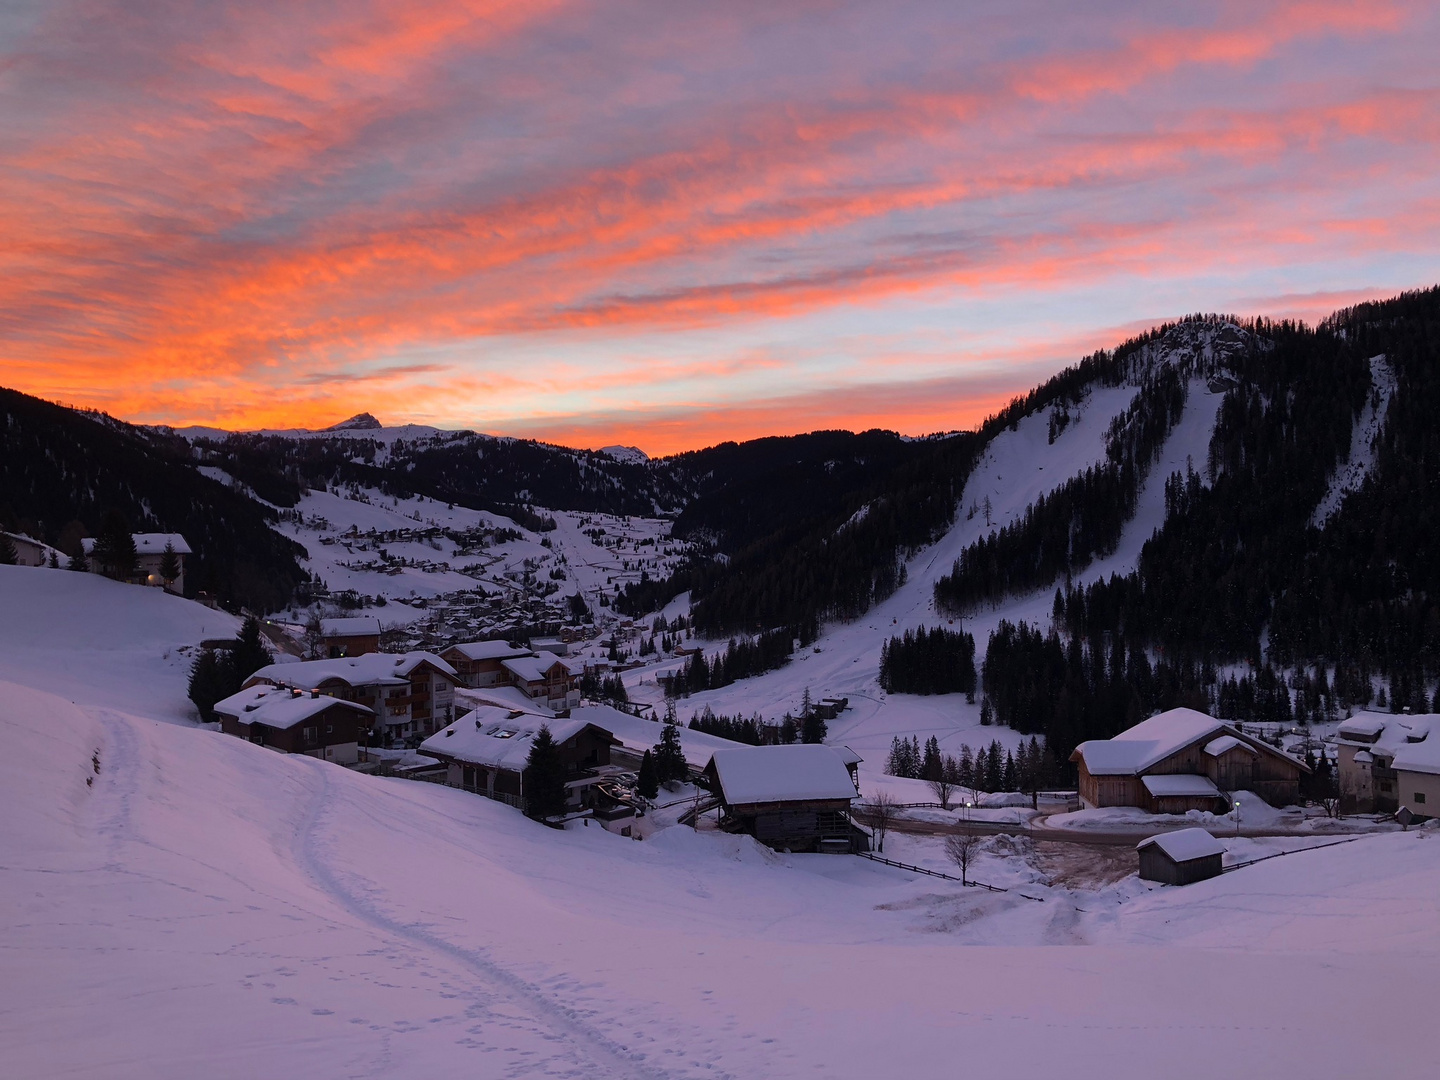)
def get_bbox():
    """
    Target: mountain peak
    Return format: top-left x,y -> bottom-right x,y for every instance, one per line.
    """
324,412 -> 382,431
